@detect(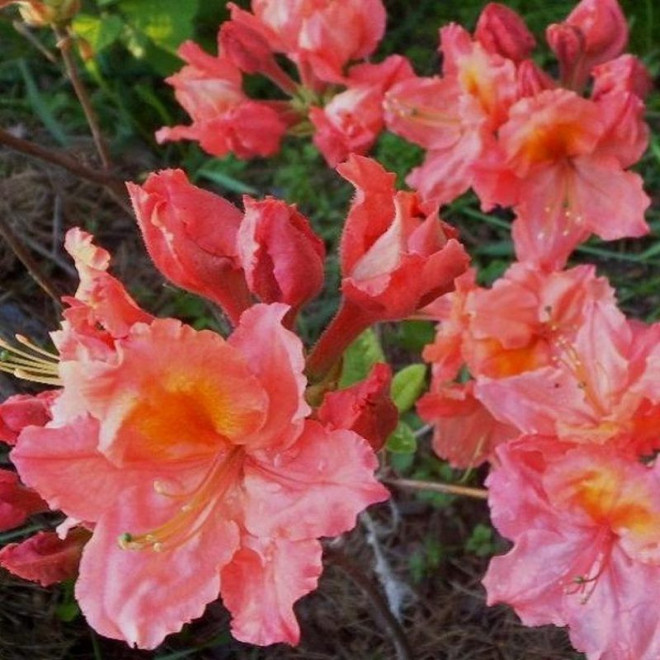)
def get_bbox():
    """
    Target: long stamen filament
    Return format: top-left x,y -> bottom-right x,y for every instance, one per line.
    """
0,336 -> 61,385
118,447 -> 243,552
384,96 -> 460,127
